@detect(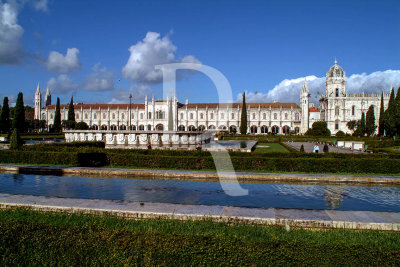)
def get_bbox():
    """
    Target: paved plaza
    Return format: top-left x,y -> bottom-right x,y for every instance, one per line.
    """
284,142 -> 365,154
